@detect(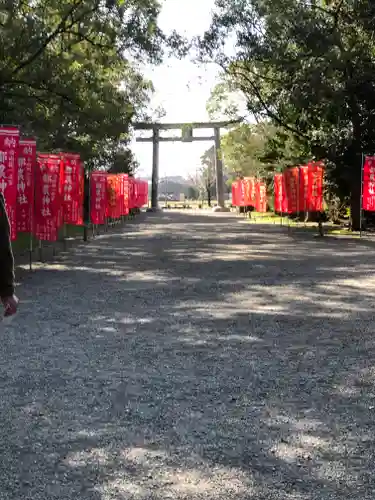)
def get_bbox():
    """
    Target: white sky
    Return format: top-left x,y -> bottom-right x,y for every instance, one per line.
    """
131,0 -> 219,179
